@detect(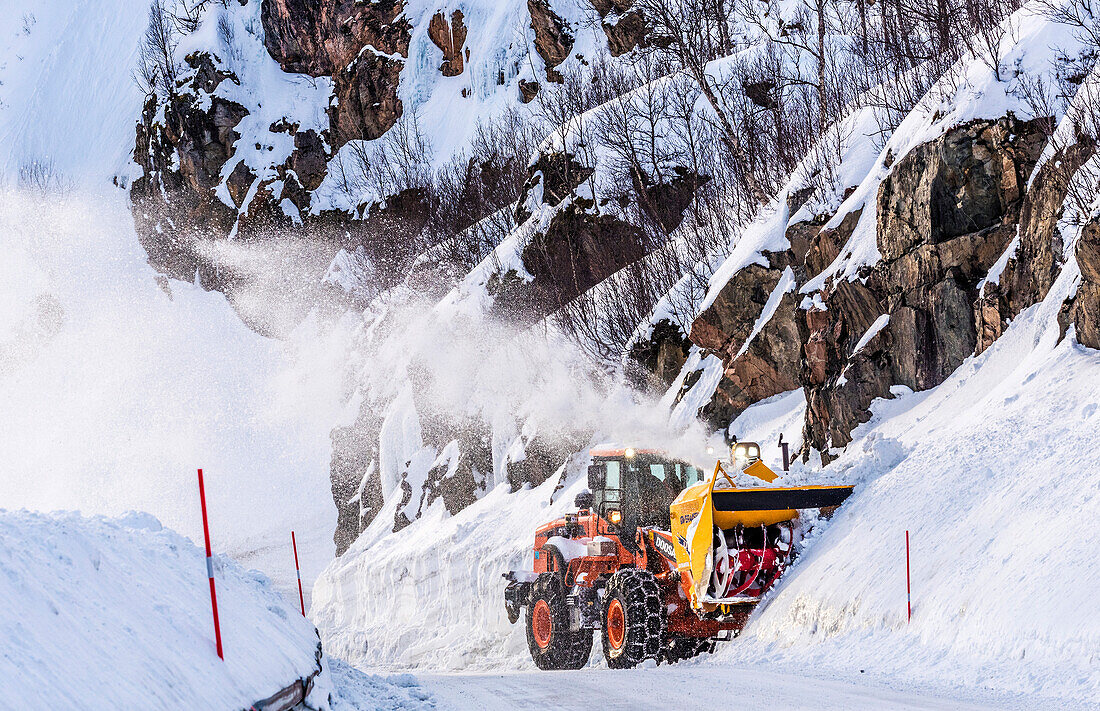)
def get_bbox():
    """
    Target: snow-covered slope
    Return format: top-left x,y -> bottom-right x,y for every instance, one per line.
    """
0,0 -> 148,182
0,510 -> 325,708
719,294 -> 1100,705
